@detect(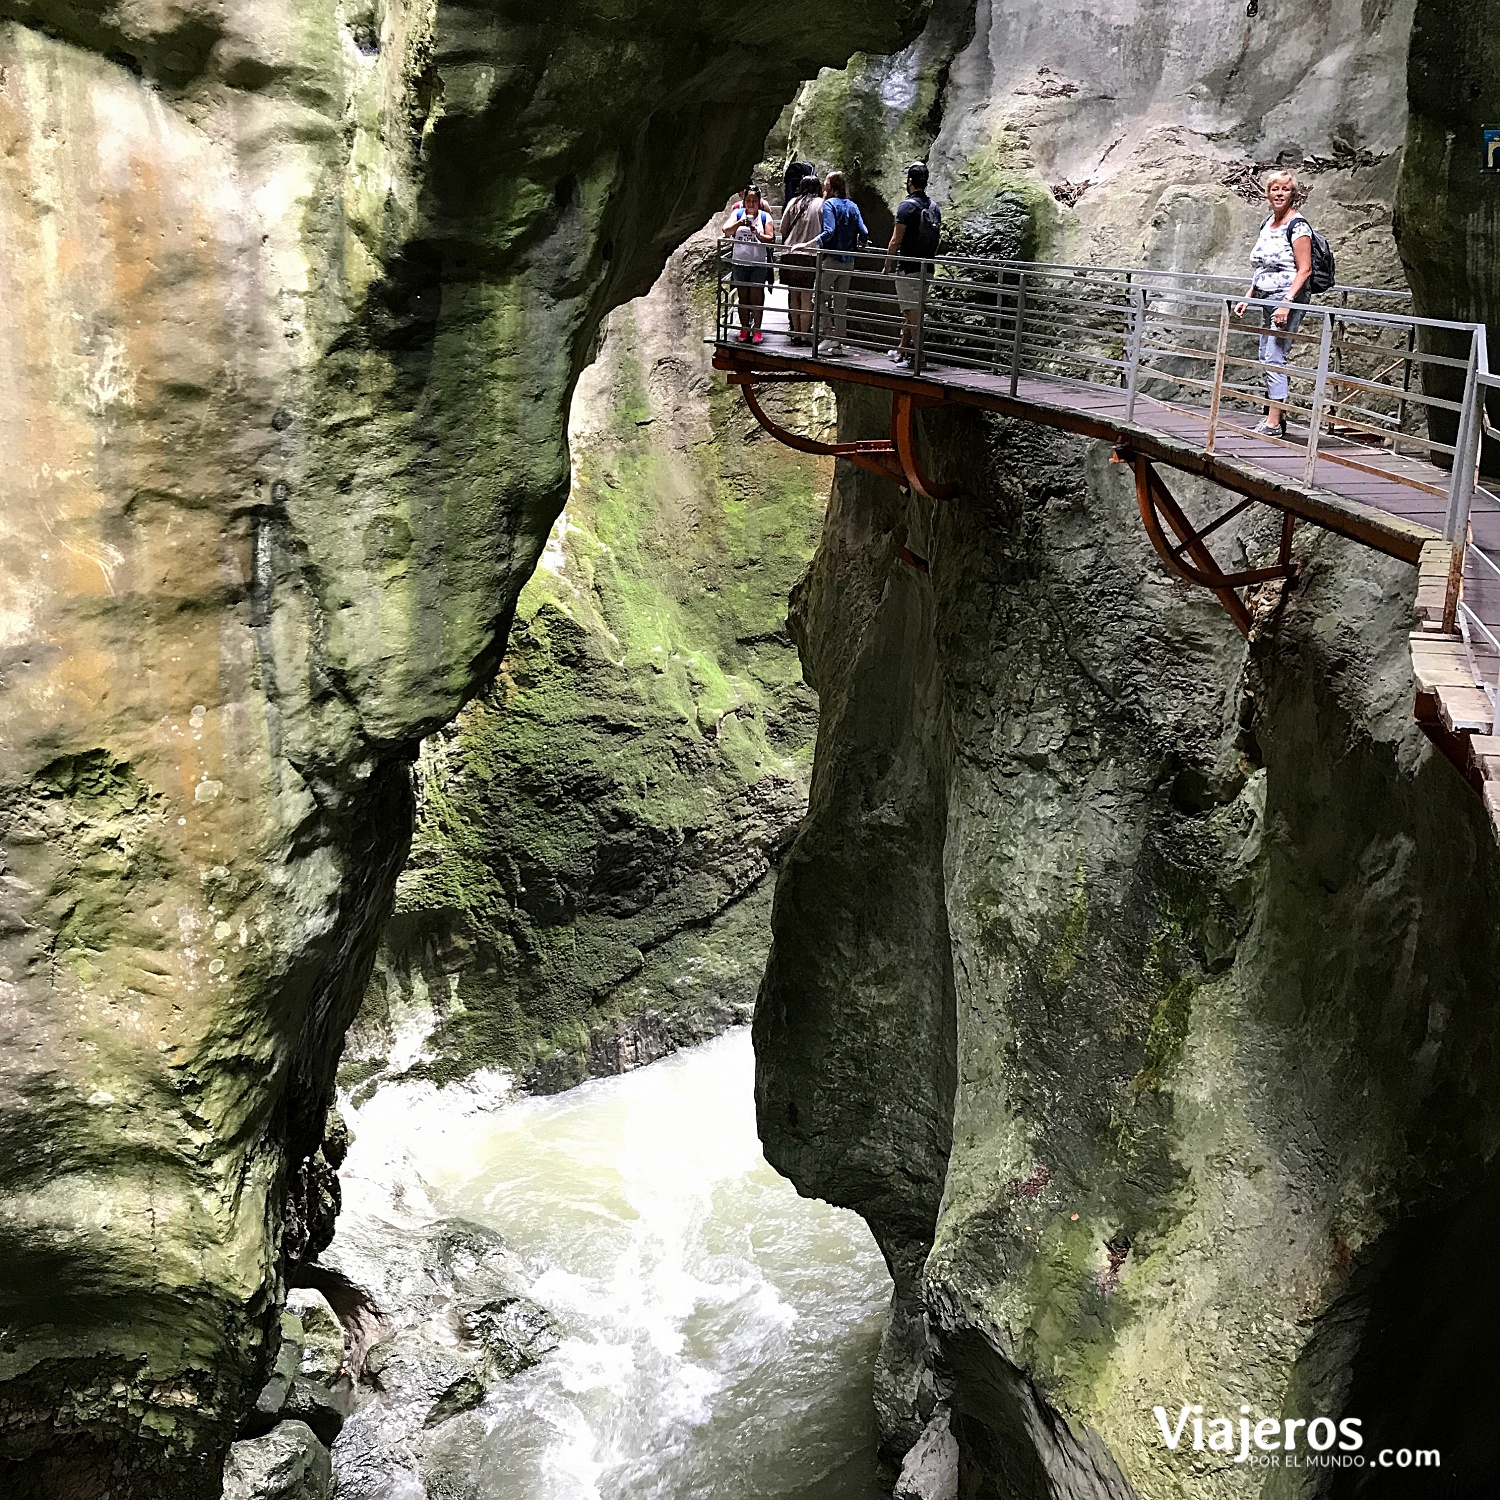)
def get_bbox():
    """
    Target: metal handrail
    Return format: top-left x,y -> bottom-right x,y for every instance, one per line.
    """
714,243 -> 1492,546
